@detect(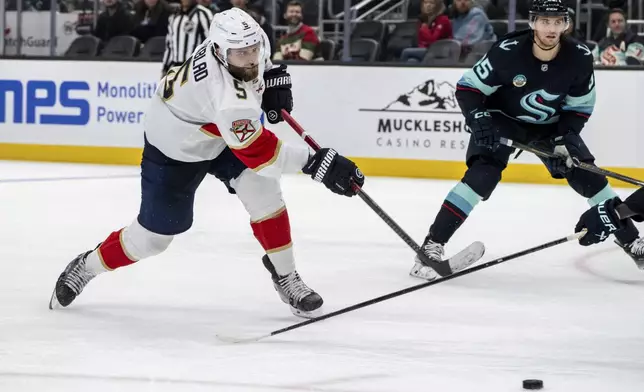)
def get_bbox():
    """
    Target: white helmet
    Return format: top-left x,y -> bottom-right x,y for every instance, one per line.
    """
208,8 -> 269,80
